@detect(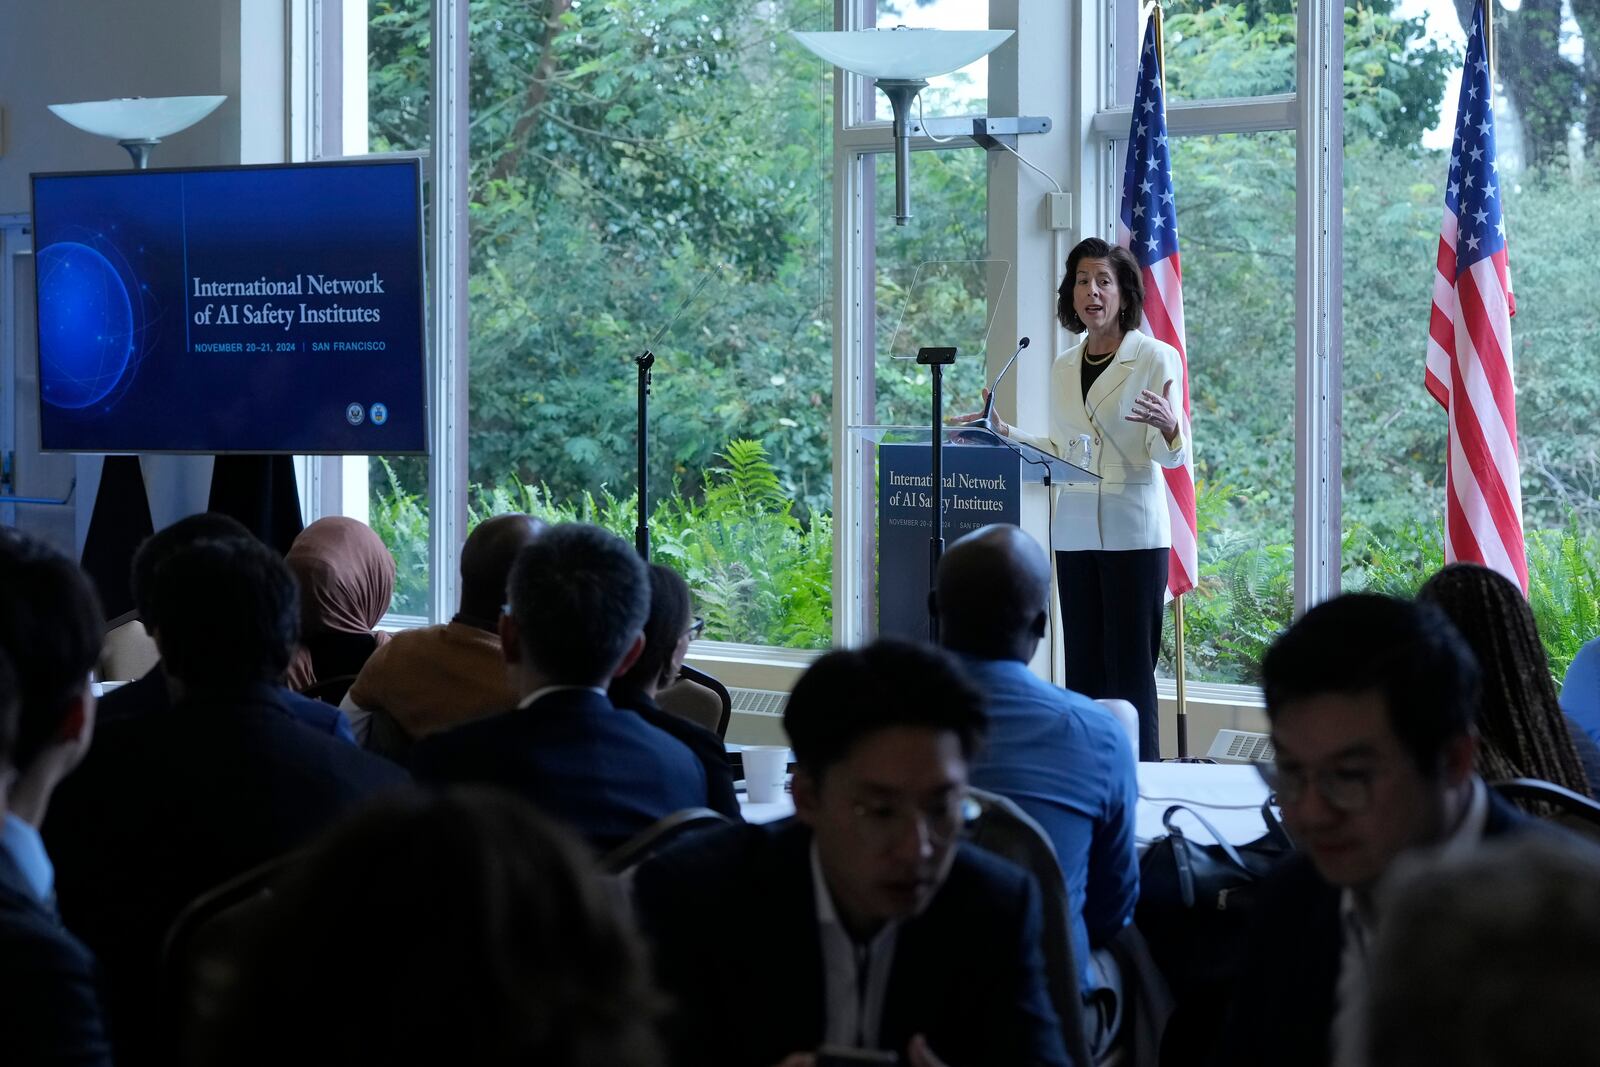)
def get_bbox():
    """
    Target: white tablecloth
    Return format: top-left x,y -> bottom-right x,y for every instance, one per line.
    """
736,760 -> 1274,846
